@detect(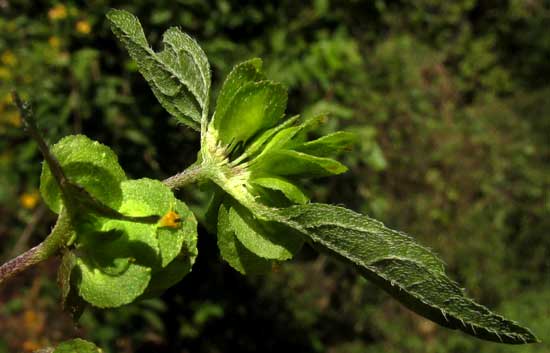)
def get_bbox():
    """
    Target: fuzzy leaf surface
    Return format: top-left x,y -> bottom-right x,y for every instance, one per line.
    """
251,149 -> 347,178
229,201 -> 303,260
73,179 -> 197,307
251,177 -> 309,204
213,81 -> 287,145
107,9 -> 210,130
295,131 -> 357,157
40,135 -> 127,214
276,203 -> 539,344
217,202 -> 272,274
213,58 -> 264,128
